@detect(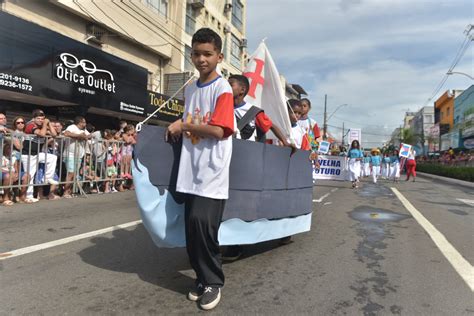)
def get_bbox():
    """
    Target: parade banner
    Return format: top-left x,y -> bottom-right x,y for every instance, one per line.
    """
348,128 -> 361,145
314,155 -> 347,181
399,143 -> 412,158
318,141 -> 330,154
